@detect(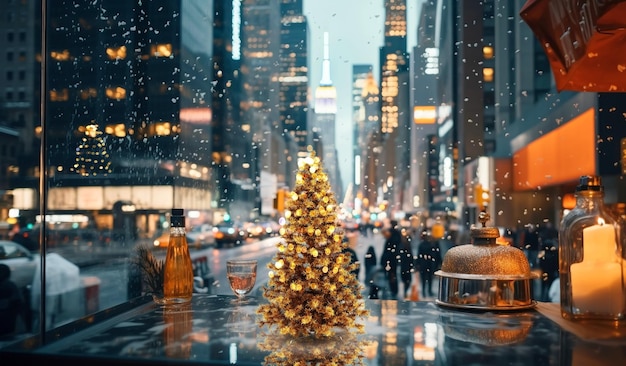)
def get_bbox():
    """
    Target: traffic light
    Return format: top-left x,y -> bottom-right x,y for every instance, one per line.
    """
474,184 -> 491,208
482,186 -> 491,206
274,189 -> 286,212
